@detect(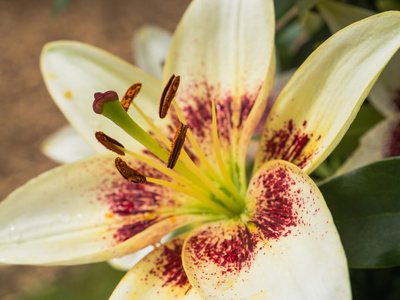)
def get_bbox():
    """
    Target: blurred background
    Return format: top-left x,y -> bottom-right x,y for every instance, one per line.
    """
0,0 -> 189,299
